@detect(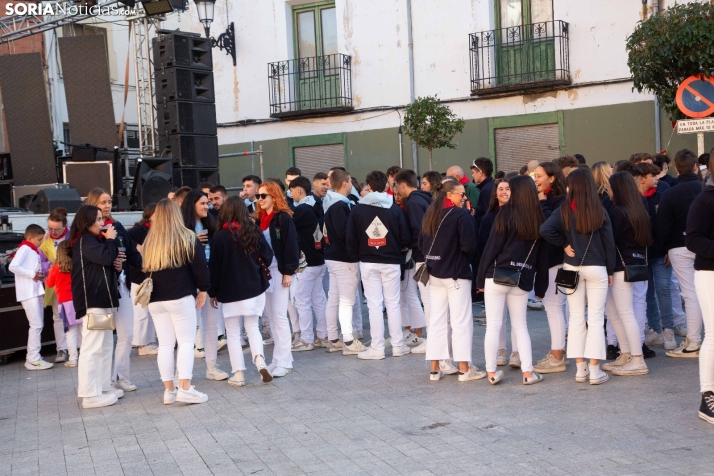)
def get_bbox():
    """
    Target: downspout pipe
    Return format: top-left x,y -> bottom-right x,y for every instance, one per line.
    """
406,0 -> 418,172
